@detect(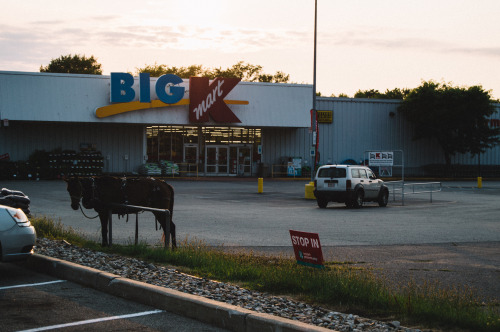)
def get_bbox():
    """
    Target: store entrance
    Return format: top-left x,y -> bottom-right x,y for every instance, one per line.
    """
230,146 -> 251,176
146,126 -> 261,177
183,144 -> 199,175
205,146 -> 229,175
